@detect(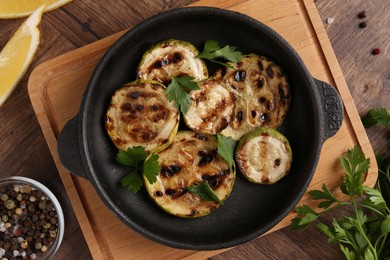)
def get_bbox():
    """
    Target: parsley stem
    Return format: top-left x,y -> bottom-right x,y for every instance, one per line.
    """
351,199 -> 378,259
377,233 -> 387,257
359,202 -> 386,217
